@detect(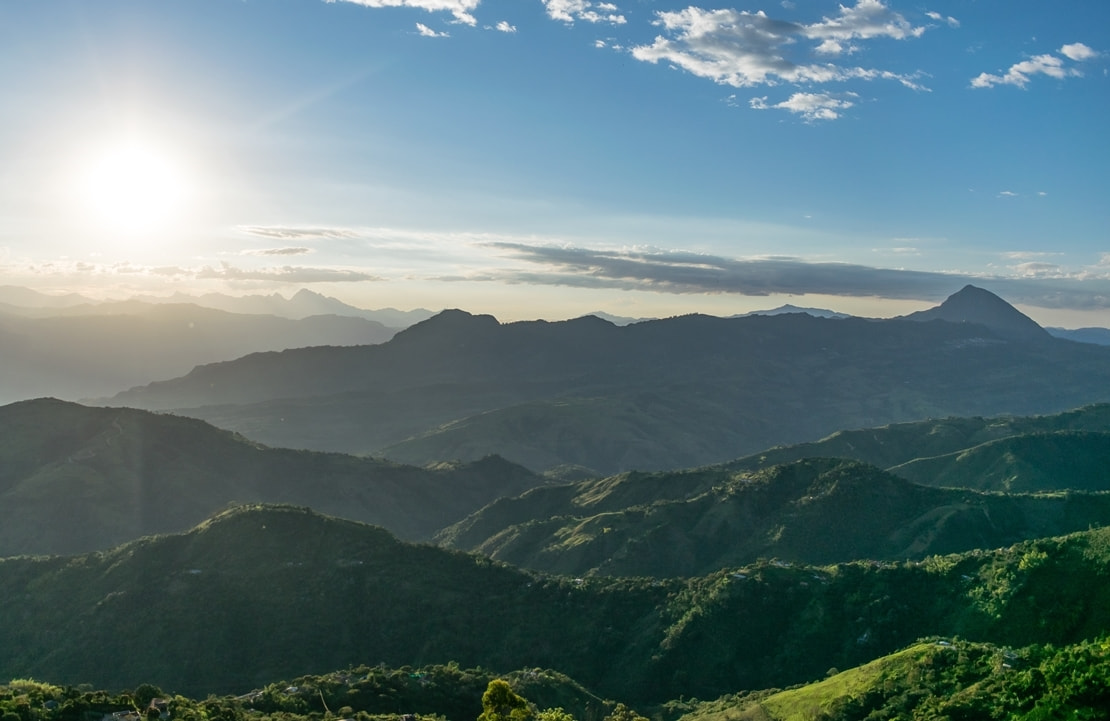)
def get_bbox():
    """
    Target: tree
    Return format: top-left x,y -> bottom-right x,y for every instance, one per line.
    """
477,680 -> 532,721
602,704 -> 647,721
